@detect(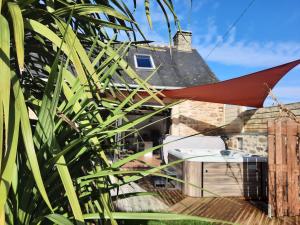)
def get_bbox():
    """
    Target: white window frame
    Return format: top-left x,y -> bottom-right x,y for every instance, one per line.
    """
134,54 -> 156,69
